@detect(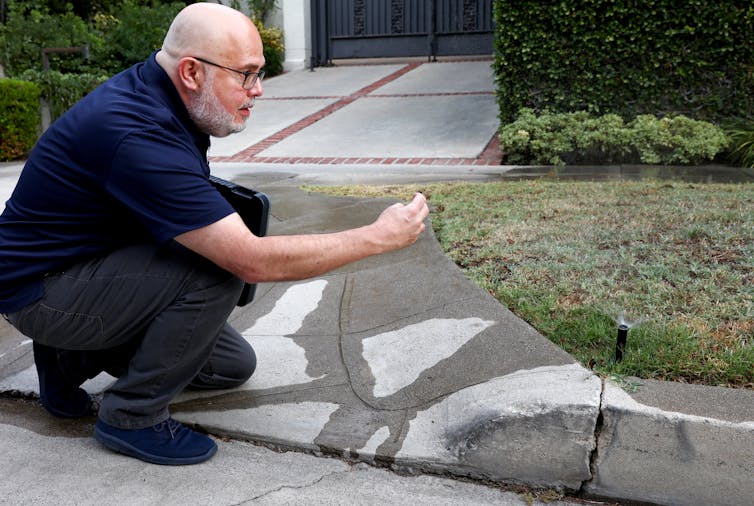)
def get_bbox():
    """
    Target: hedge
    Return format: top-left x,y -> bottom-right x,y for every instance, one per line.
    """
20,70 -> 108,122
0,79 -> 41,161
493,1 -> 754,124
